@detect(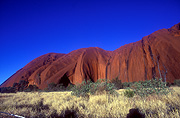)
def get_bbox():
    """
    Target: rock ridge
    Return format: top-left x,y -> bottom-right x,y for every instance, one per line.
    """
1,23 -> 180,89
